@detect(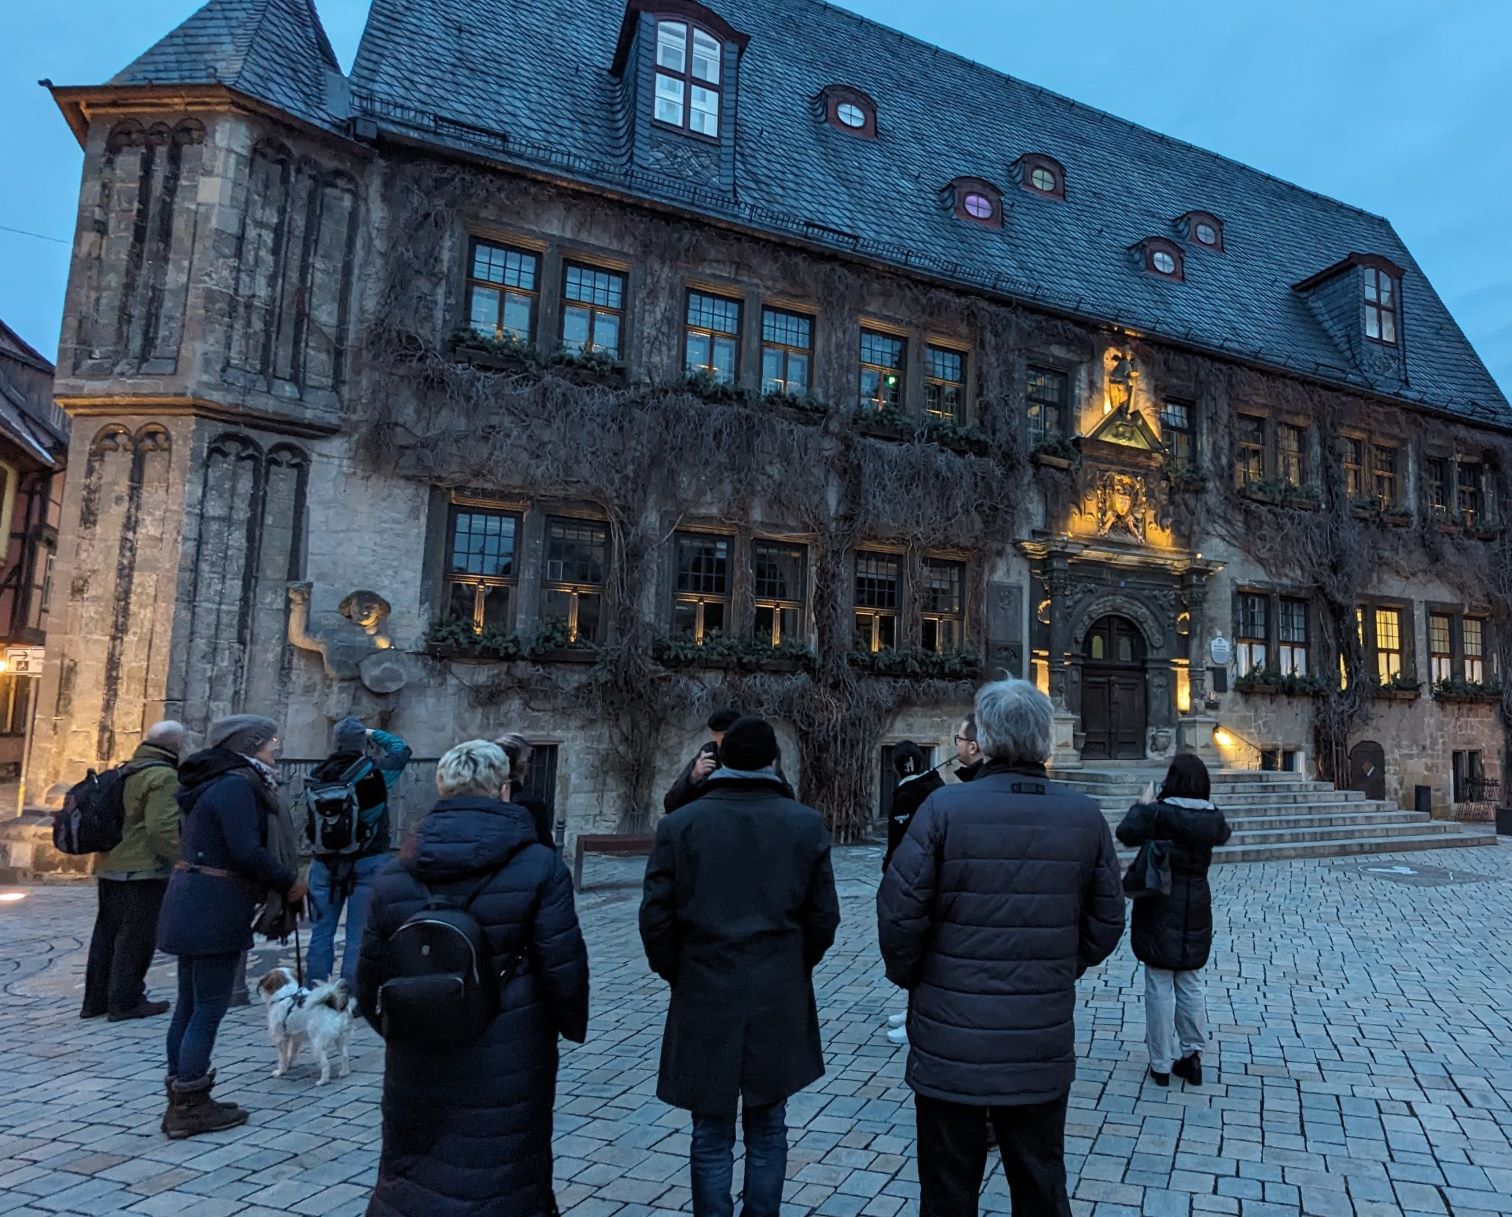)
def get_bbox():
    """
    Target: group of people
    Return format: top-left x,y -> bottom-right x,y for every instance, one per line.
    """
79,678 -> 1233,1217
